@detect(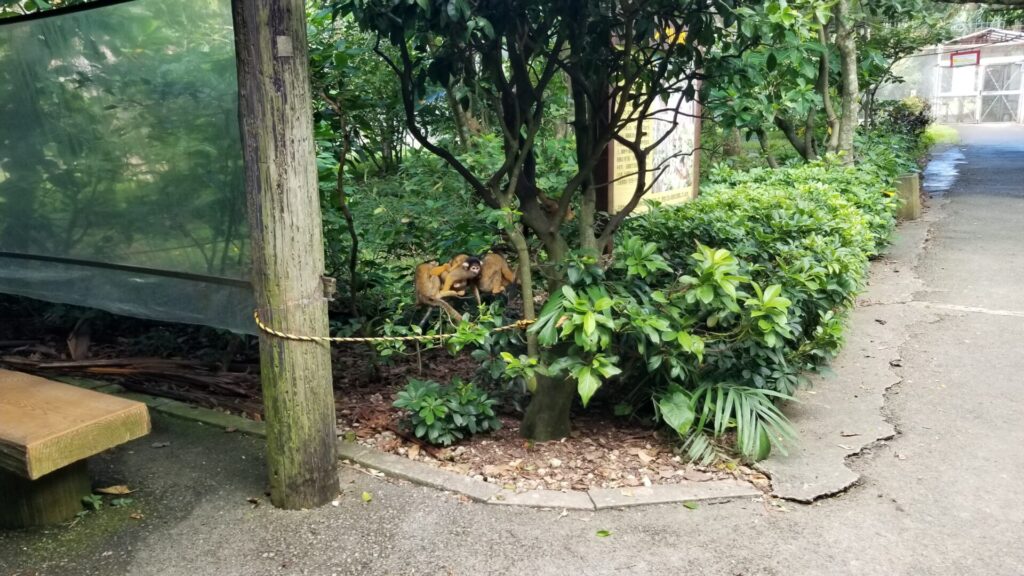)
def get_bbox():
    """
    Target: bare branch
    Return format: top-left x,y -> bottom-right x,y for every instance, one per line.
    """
382,40 -> 497,206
